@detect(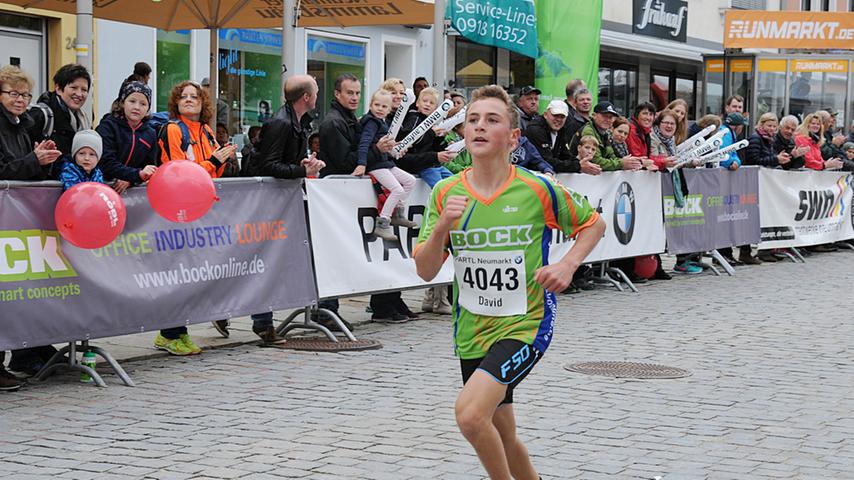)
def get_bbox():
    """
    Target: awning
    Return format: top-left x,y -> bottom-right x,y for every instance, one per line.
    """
3,0 -> 435,30
600,28 -> 720,64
